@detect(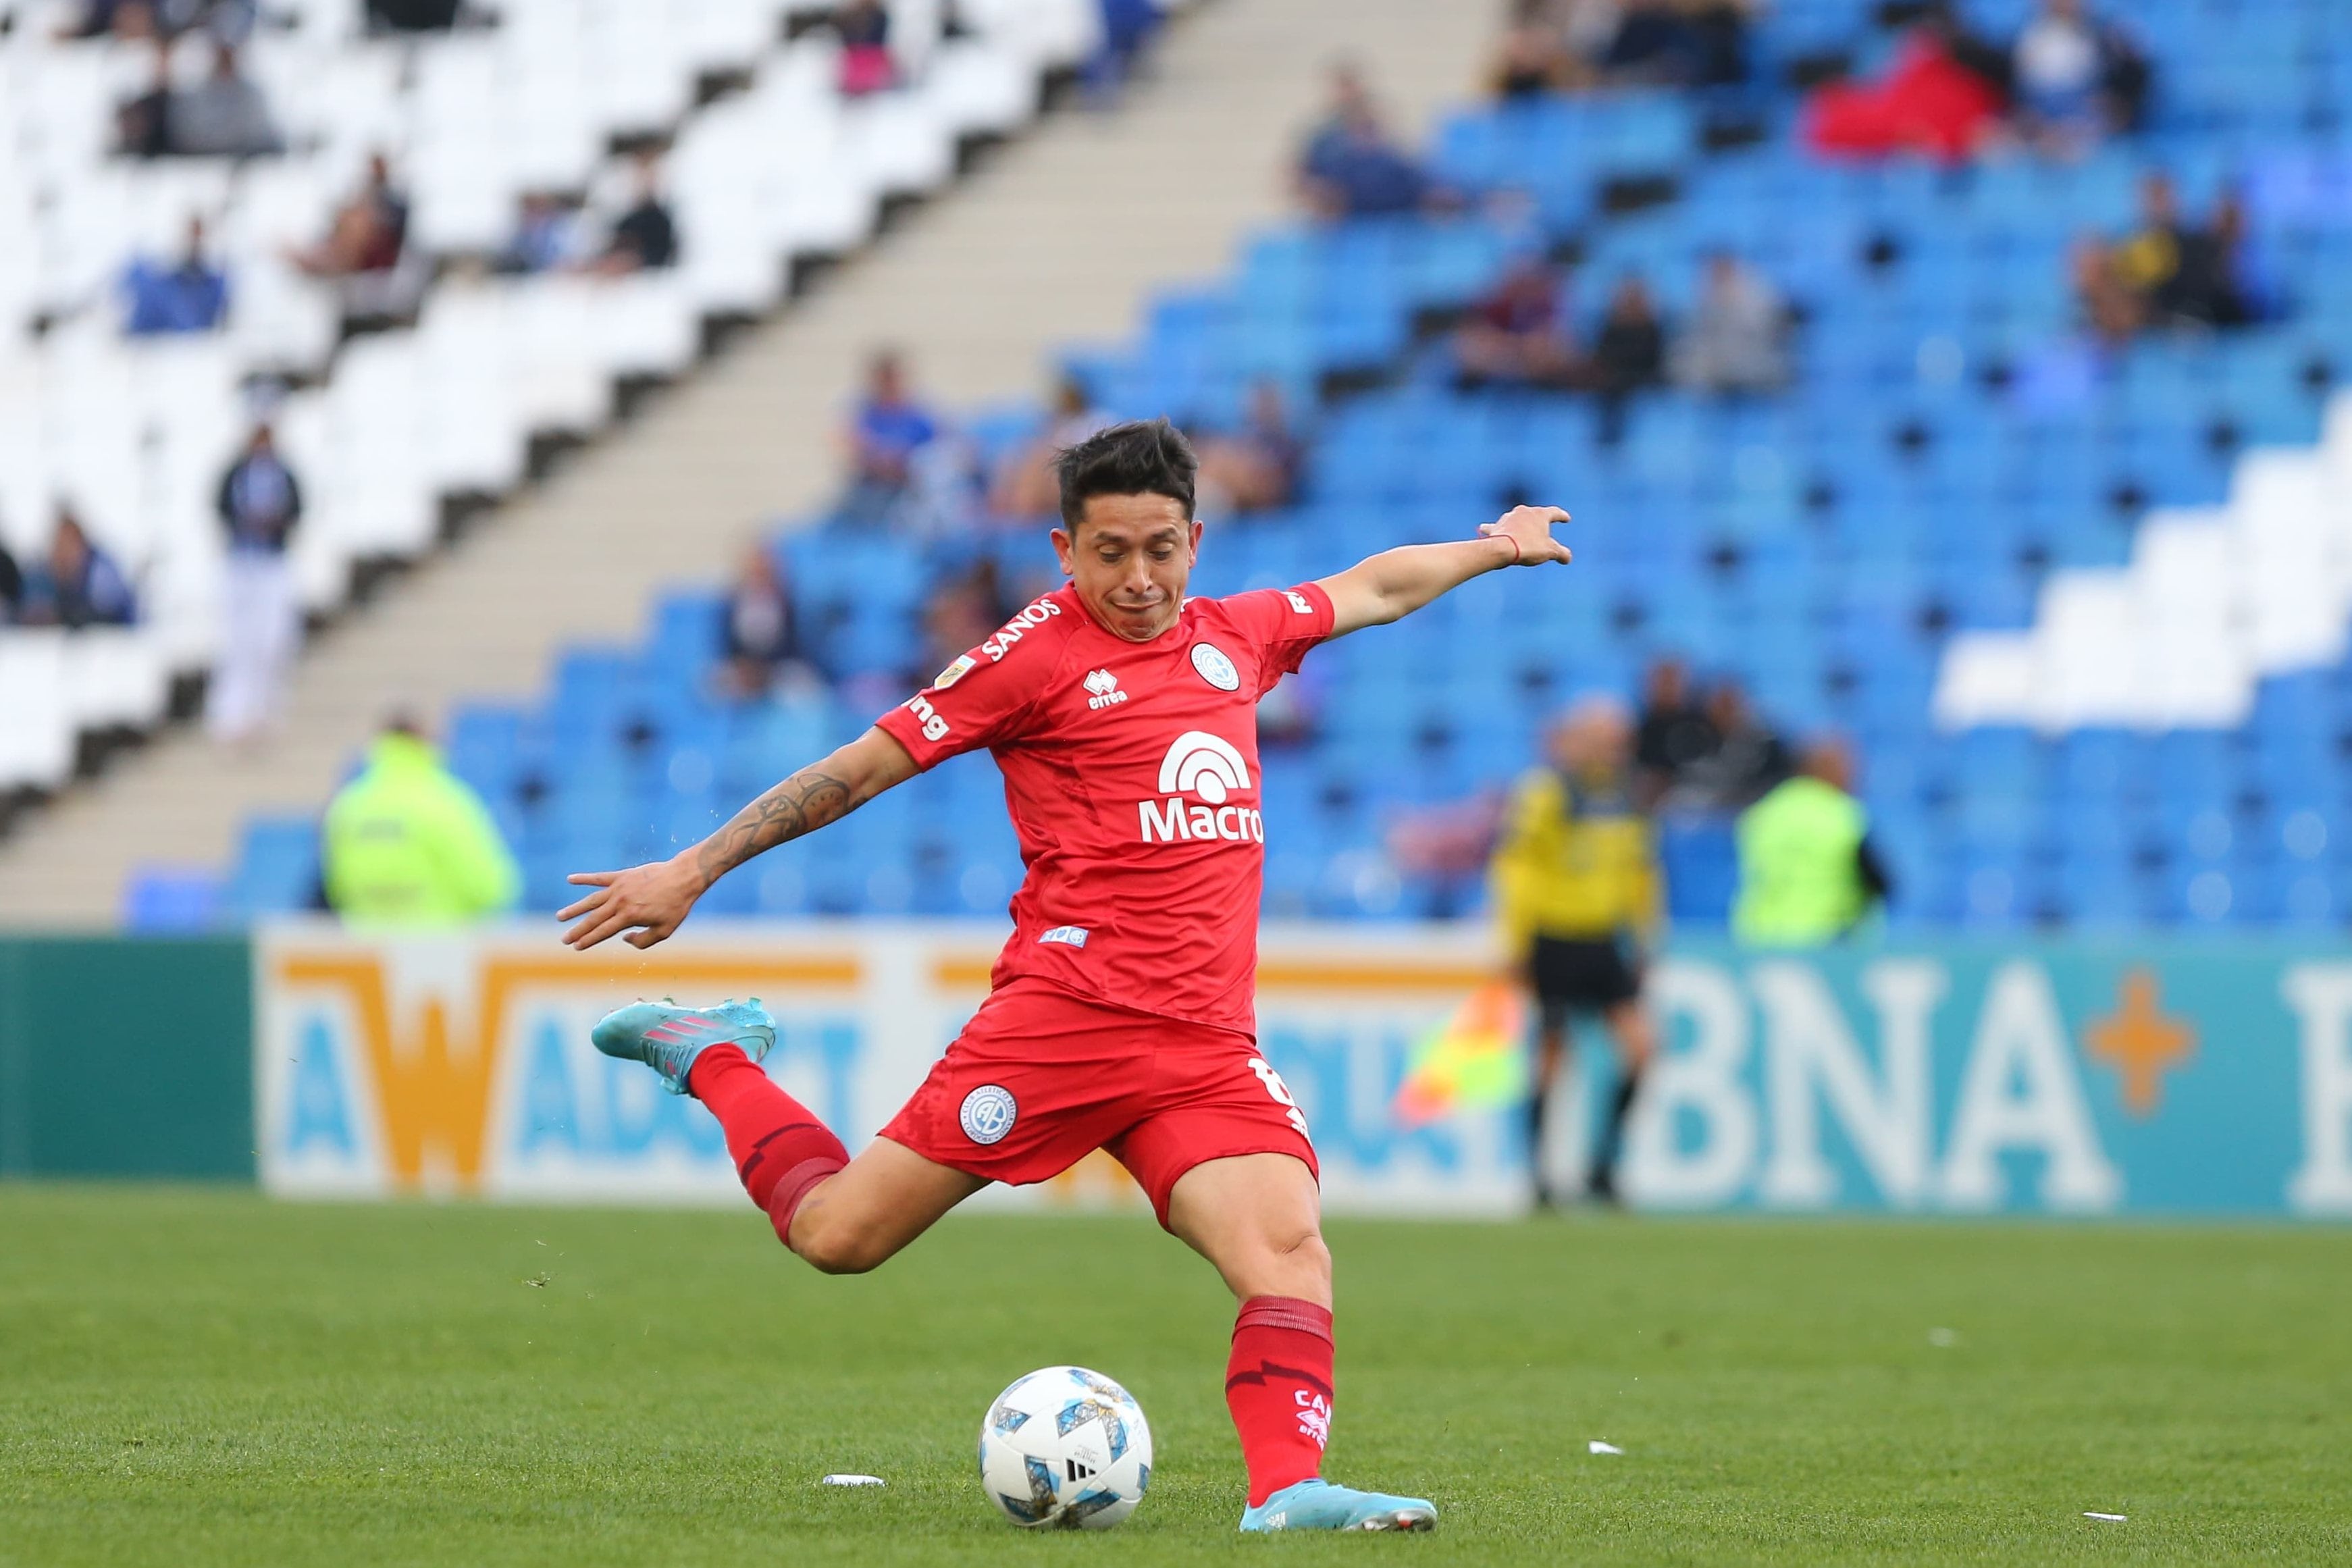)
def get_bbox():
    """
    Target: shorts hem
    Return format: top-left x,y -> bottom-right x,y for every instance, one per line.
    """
1122,1141 -> 1319,1232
